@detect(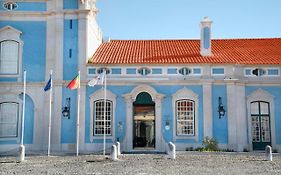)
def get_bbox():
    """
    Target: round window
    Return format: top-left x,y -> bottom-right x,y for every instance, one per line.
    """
252,68 -> 266,76
3,2 -> 17,11
179,67 -> 191,75
97,67 -> 110,74
137,67 -> 151,75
